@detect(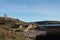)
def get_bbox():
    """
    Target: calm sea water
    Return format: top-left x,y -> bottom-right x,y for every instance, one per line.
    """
38,24 -> 60,27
